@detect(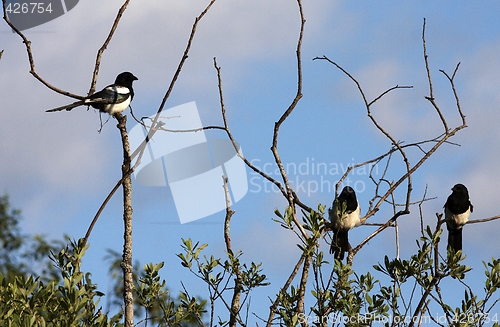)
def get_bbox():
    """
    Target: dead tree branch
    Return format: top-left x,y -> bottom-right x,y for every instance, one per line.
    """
314,19 -> 469,261
269,0 -> 308,240
89,0 -> 132,94
2,0 -> 85,100
116,113 -> 134,327
83,0 -> 218,246
129,0 -> 217,162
